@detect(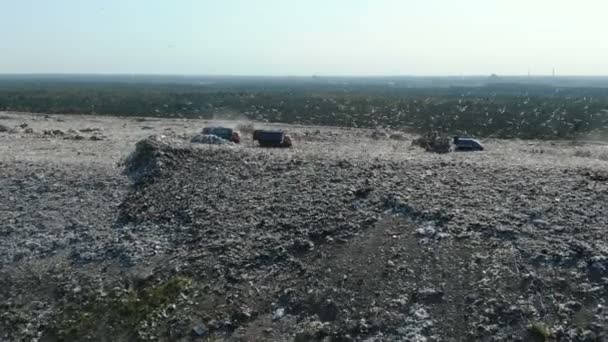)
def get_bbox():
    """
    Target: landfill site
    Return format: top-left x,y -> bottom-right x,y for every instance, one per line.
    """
2,111 -> 608,341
